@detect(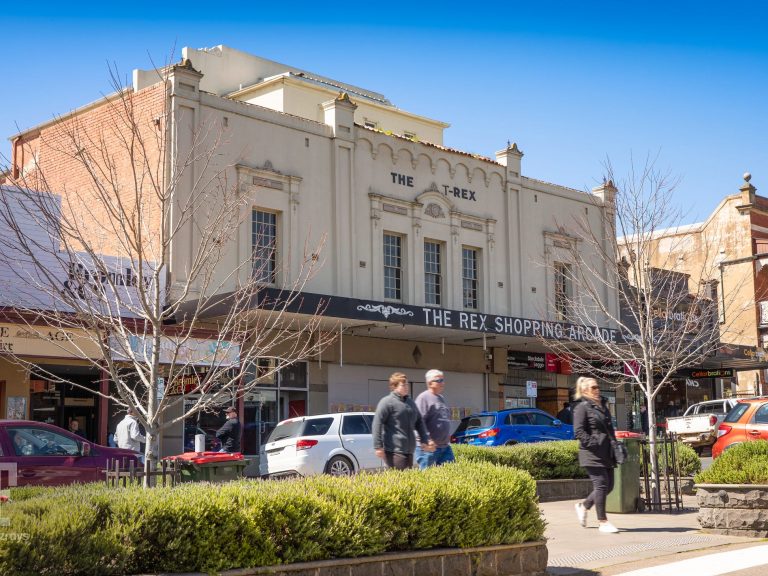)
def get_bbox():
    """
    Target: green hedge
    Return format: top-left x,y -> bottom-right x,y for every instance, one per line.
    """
0,461 -> 544,576
453,439 -> 701,478
453,441 -> 586,479
695,441 -> 768,485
